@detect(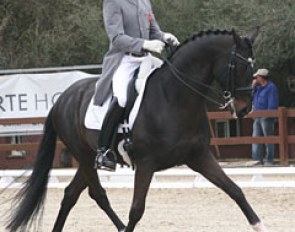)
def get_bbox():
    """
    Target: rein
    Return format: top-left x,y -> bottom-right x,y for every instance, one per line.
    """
162,56 -> 225,107
162,44 -> 255,109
